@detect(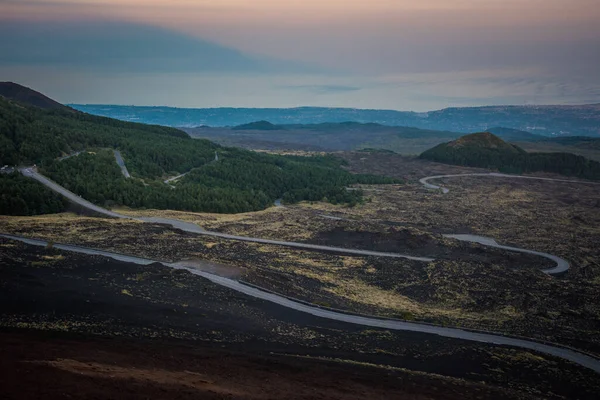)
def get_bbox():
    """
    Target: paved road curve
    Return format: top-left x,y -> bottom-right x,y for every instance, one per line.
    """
445,234 -> 570,275
20,168 -> 126,219
113,150 -> 131,178
164,171 -> 190,184
418,172 -> 600,274
420,172 -> 600,194
2,233 -> 598,374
